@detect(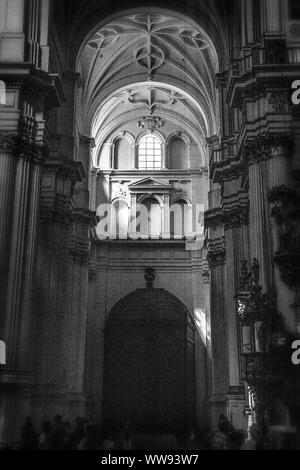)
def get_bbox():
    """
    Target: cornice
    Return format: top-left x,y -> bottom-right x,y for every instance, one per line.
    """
0,64 -> 65,106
